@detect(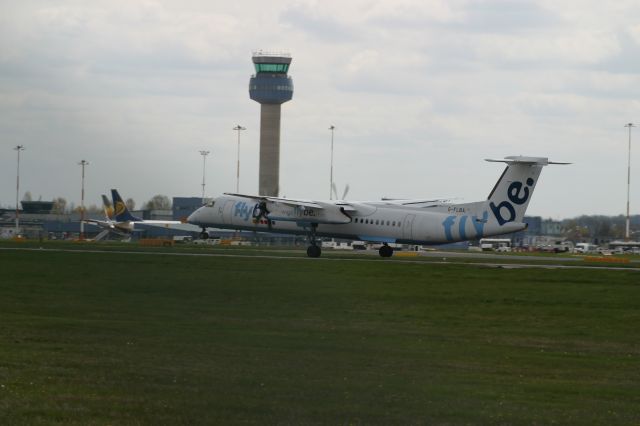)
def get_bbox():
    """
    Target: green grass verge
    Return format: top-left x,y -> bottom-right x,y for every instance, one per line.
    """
0,248 -> 638,424
2,239 -> 639,269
